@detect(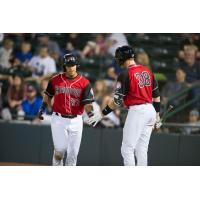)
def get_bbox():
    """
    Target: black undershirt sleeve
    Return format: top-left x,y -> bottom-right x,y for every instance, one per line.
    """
114,70 -> 129,106
44,80 -> 54,97
152,75 -> 160,98
152,75 -> 160,112
81,83 -> 95,105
